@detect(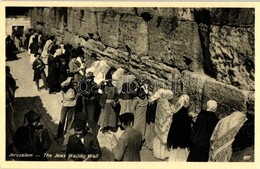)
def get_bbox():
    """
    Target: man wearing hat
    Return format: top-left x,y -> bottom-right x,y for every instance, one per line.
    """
107,112 -> 142,161
69,49 -> 85,84
56,77 -> 77,139
66,119 -> 102,161
77,71 -> 101,135
8,110 -> 51,161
